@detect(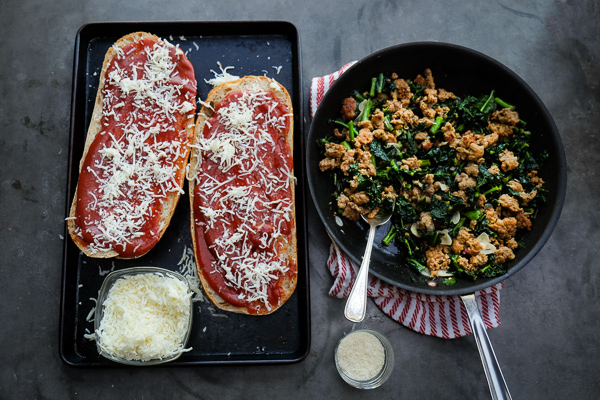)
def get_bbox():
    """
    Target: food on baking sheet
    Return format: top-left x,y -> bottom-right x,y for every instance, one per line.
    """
67,32 -> 197,258
189,76 -> 297,315
95,271 -> 192,362
318,69 -> 547,282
